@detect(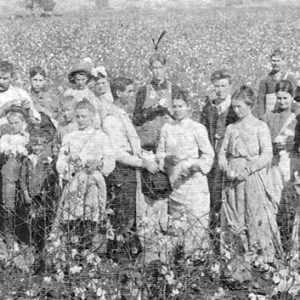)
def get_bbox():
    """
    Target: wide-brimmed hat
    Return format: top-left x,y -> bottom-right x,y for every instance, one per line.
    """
141,170 -> 172,200
68,61 -> 93,84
